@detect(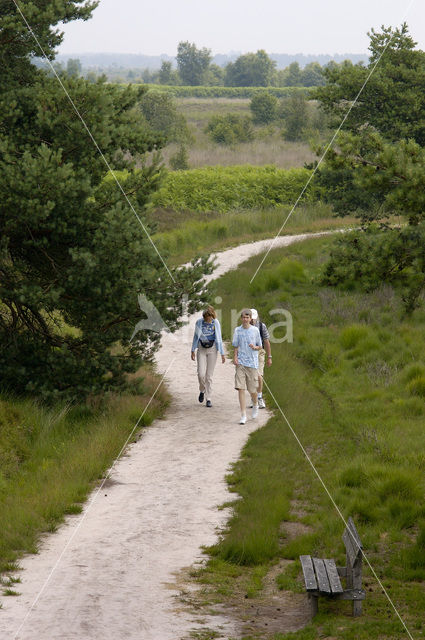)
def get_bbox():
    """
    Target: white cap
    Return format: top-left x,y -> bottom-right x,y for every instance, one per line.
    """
251,308 -> 258,320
